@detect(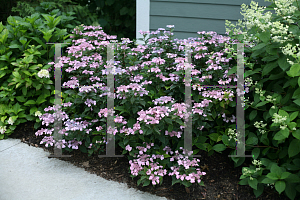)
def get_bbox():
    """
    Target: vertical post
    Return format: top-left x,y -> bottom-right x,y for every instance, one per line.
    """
99,42 -> 123,158
178,41 -> 252,158
47,43 -> 72,158
228,43 -> 251,158
184,43 -> 193,159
